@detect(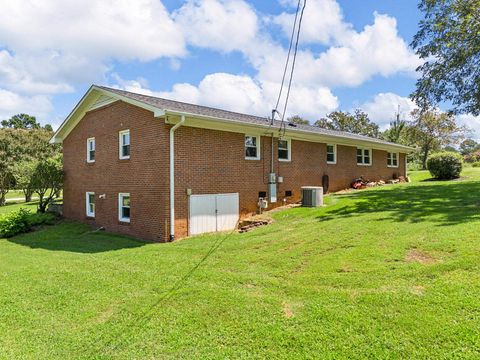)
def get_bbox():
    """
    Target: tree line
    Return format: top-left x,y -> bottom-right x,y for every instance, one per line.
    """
0,114 -> 62,212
